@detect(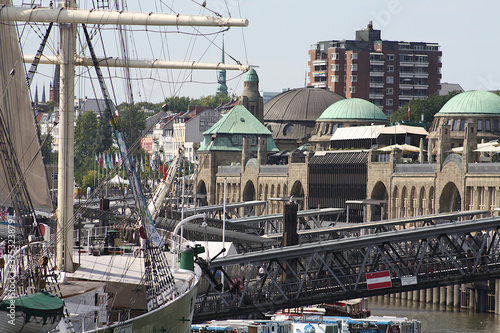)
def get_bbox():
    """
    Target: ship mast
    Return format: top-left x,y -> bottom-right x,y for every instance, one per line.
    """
1,2 -> 249,272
